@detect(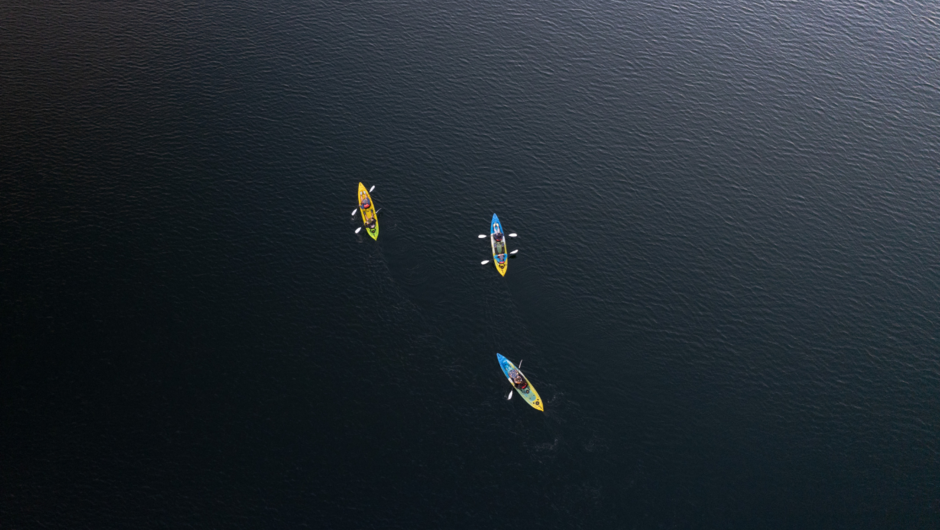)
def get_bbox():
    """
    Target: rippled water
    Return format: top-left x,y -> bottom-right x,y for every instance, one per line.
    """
2,1 -> 939,527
